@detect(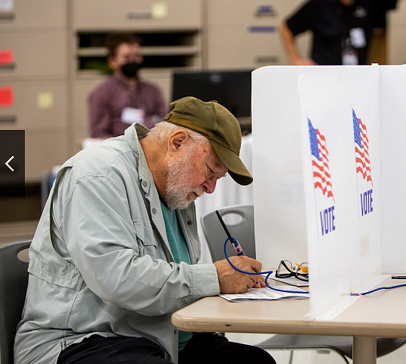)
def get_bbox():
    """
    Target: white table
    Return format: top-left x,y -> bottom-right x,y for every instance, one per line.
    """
172,276 -> 406,364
